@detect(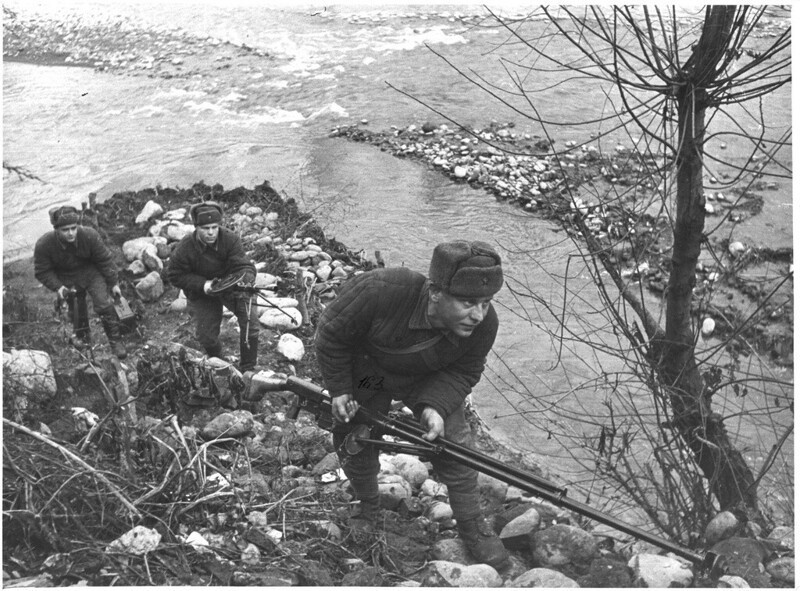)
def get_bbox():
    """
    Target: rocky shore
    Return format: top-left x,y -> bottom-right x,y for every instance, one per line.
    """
3,5 -> 793,587
3,1 -> 791,368
3,183 -> 794,587
2,5 -> 270,78
330,121 -> 793,367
